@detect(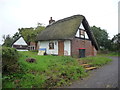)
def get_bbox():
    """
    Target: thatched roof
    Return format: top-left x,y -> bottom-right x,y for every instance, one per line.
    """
36,15 -> 98,50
